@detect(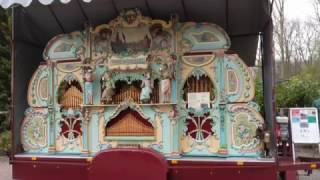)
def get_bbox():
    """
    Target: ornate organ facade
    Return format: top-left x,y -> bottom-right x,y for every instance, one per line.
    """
21,9 -> 264,157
